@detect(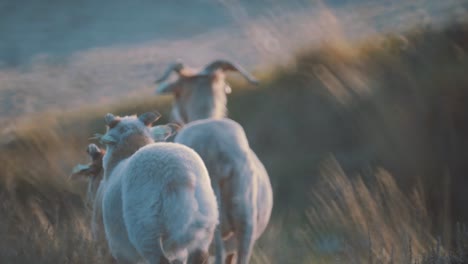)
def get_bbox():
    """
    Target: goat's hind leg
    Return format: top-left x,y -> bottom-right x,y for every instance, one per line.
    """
229,183 -> 255,264
136,238 -> 169,264
229,194 -> 255,264
234,221 -> 255,264
187,249 -> 209,264
225,253 -> 236,264
143,252 -> 167,264
212,183 -> 227,264
159,255 -> 171,264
